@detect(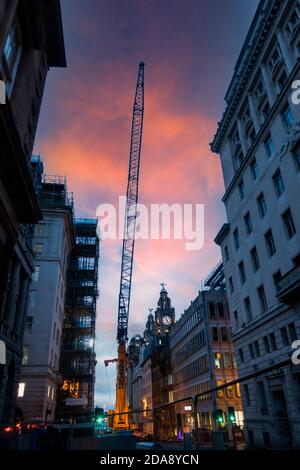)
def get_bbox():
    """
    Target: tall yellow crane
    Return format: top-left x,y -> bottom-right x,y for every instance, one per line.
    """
105,63 -> 144,430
